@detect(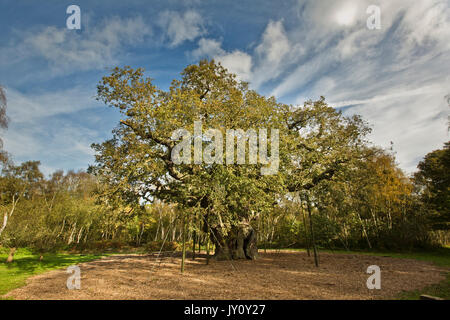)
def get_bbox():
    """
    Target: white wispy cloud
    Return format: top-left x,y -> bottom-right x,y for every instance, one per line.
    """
158,10 -> 206,47
192,20 -> 298,85
343,87 -> 449,173
4,87 -> 100,124
1,86 -> 108,176
191,38 -> 225,59
217,51 -> 253,82
191,38 -> 253,82
1,16 -> 152,76
251,20 -> 299,88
